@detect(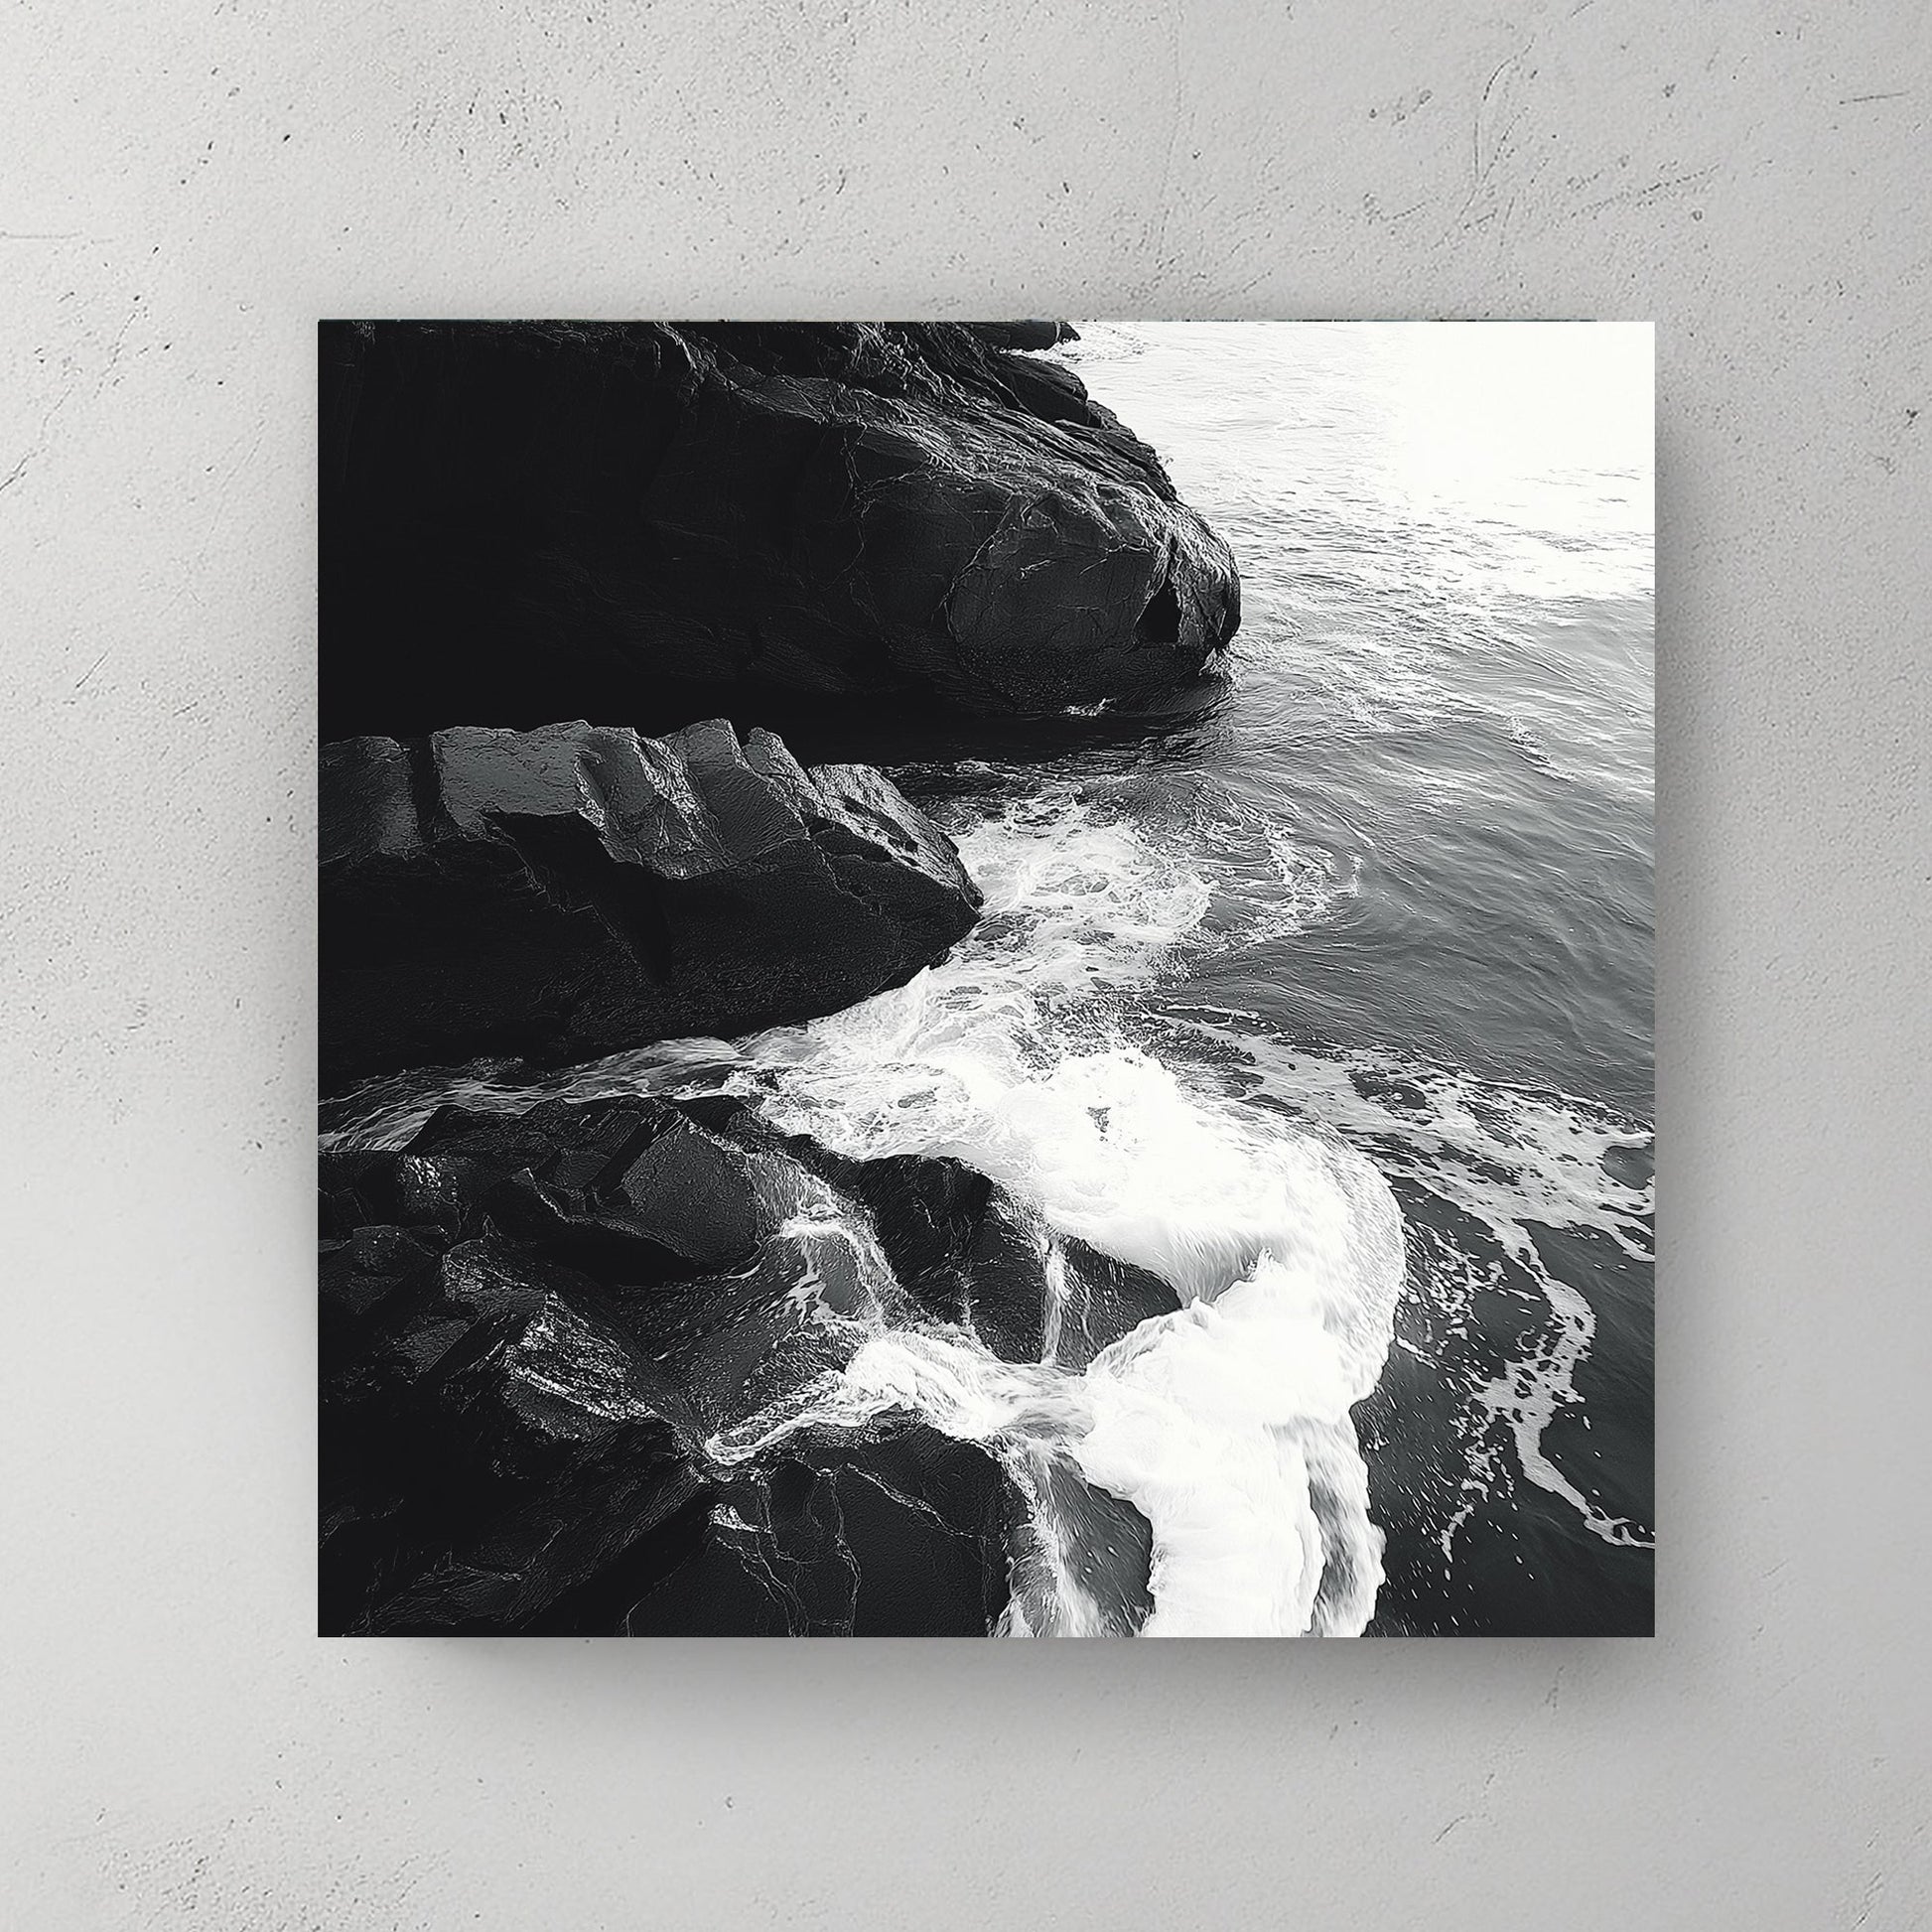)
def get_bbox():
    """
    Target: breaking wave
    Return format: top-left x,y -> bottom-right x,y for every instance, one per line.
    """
331,769 -> 1649,1633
